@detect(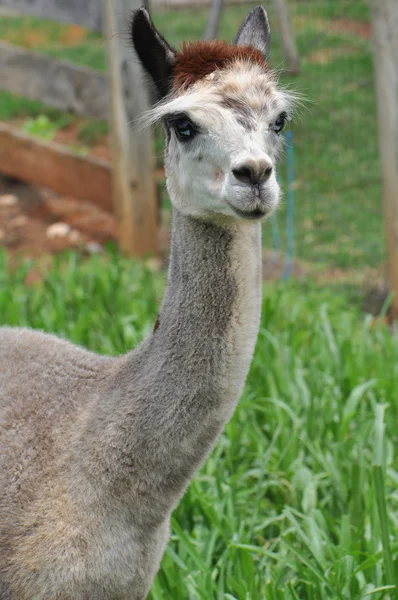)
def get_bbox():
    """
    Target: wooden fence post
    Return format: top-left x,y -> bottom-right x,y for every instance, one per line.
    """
271,0 -> 300,75
103,0 -> 158,256
370,0 -> 398,320
204,0 -> 224,40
